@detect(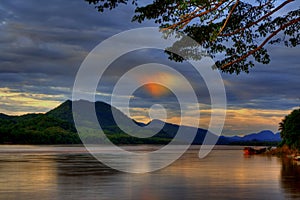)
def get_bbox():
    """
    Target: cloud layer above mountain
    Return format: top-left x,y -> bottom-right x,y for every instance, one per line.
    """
0,0 -> 299,135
